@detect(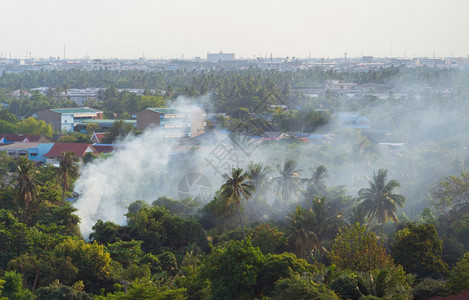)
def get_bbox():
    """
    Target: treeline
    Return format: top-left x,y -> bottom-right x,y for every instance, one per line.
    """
2,67 -> 468,123
0,70 -> 166,90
